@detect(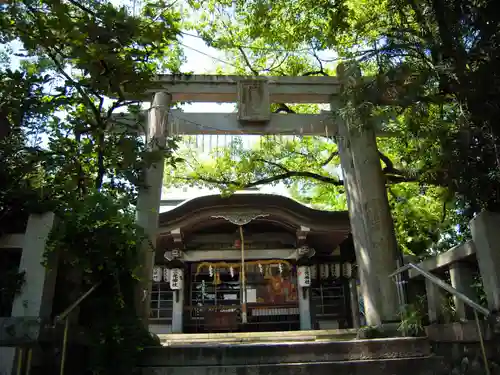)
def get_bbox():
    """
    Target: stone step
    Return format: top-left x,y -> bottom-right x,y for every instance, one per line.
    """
157,329 -> 358,346
141,337 -> 432,367
139,356 -> 449,375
